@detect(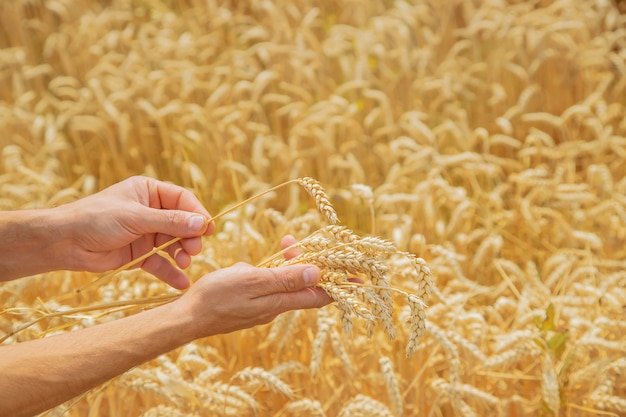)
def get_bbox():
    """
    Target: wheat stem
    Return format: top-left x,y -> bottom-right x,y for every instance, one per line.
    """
0,294 -> 178,343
